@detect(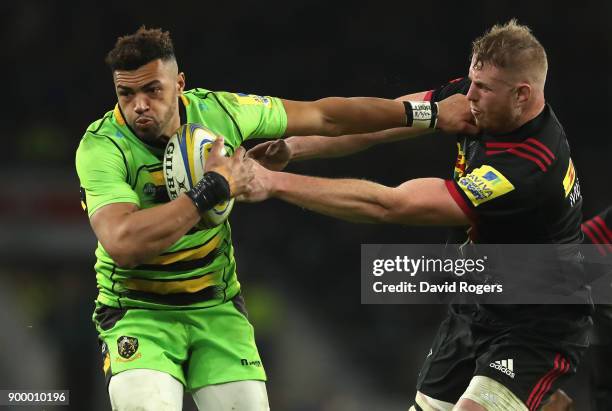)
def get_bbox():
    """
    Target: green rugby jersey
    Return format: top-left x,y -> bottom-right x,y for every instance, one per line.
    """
76,89 -> 287,309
